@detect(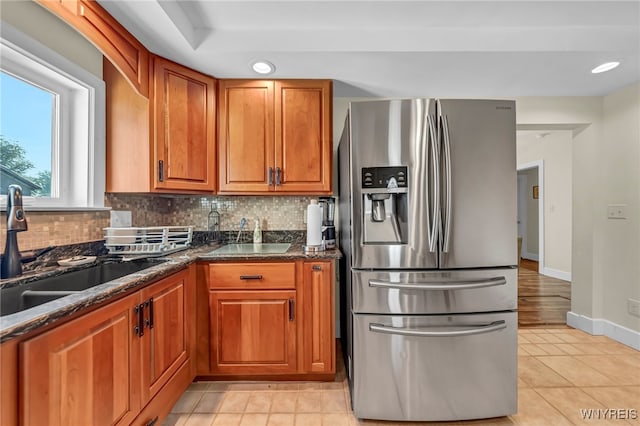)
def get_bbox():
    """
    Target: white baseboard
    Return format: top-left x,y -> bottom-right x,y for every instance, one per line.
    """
522,251 -> 539,261
567,312 -> 640,351
542,267 -> 571,281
